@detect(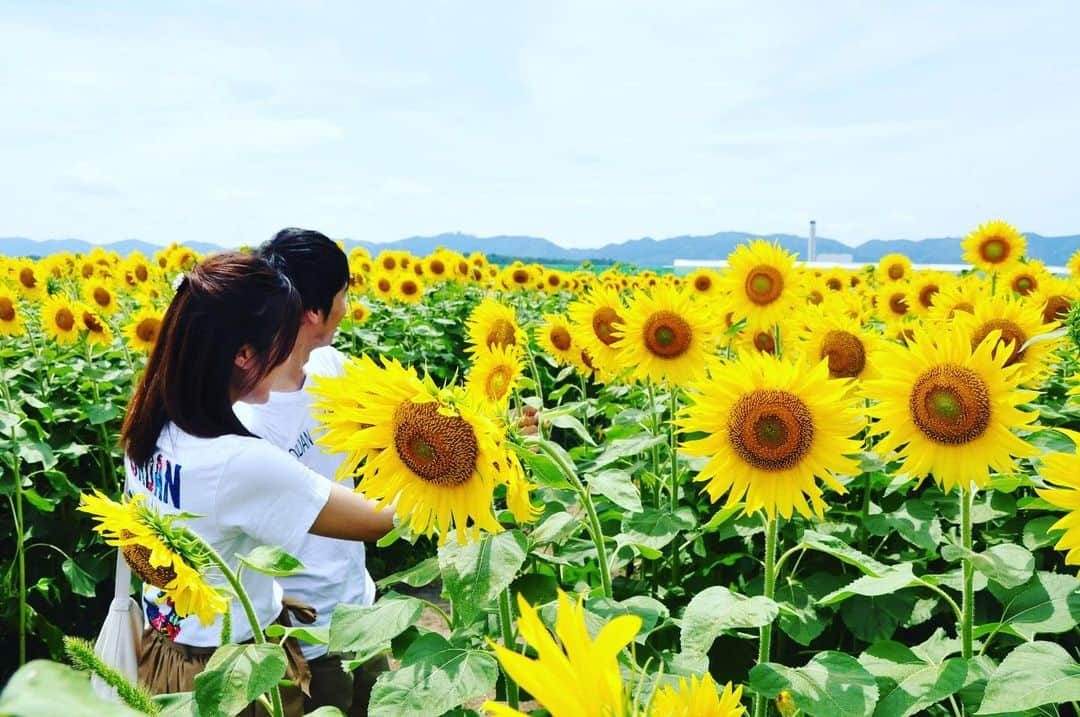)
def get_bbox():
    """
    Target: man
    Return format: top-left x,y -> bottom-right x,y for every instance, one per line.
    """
235,228 -> 385,716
